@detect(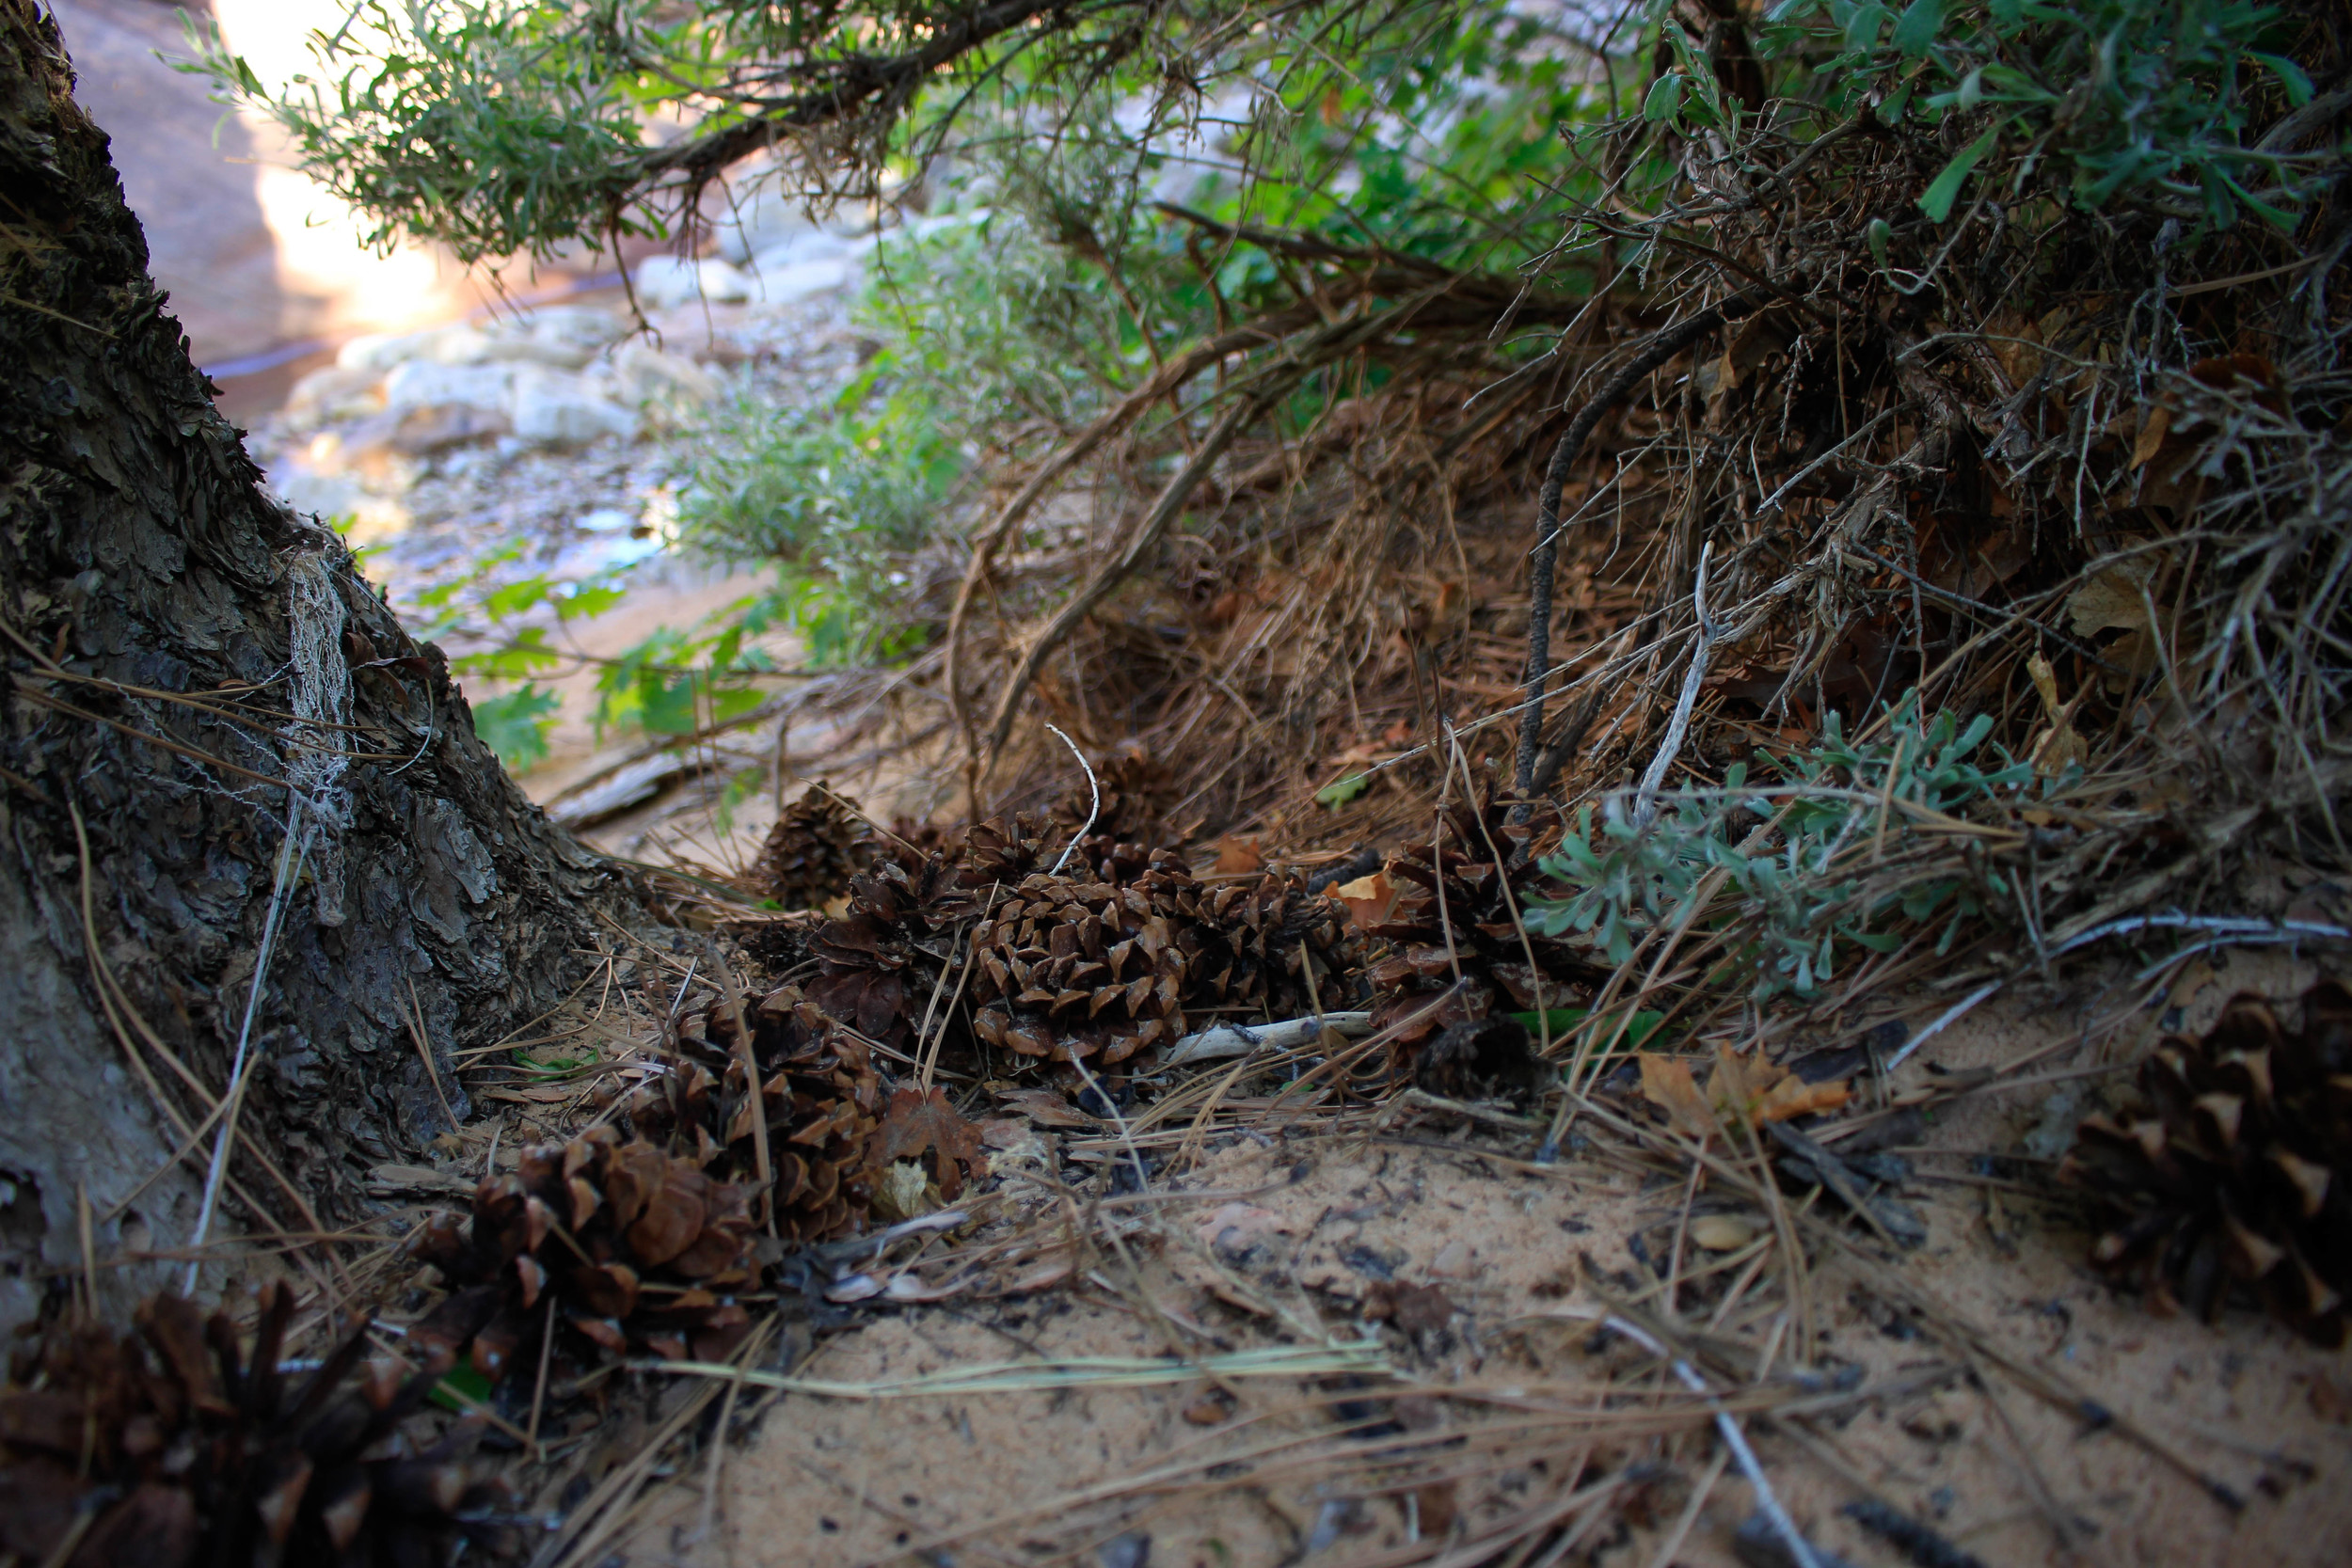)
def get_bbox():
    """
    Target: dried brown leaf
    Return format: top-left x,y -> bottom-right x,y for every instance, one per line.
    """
872,1085 -> 987,1199
1333,869 -> 1397,929
1640,1053 -> 1716,1142
1213,835 -> 1264,874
